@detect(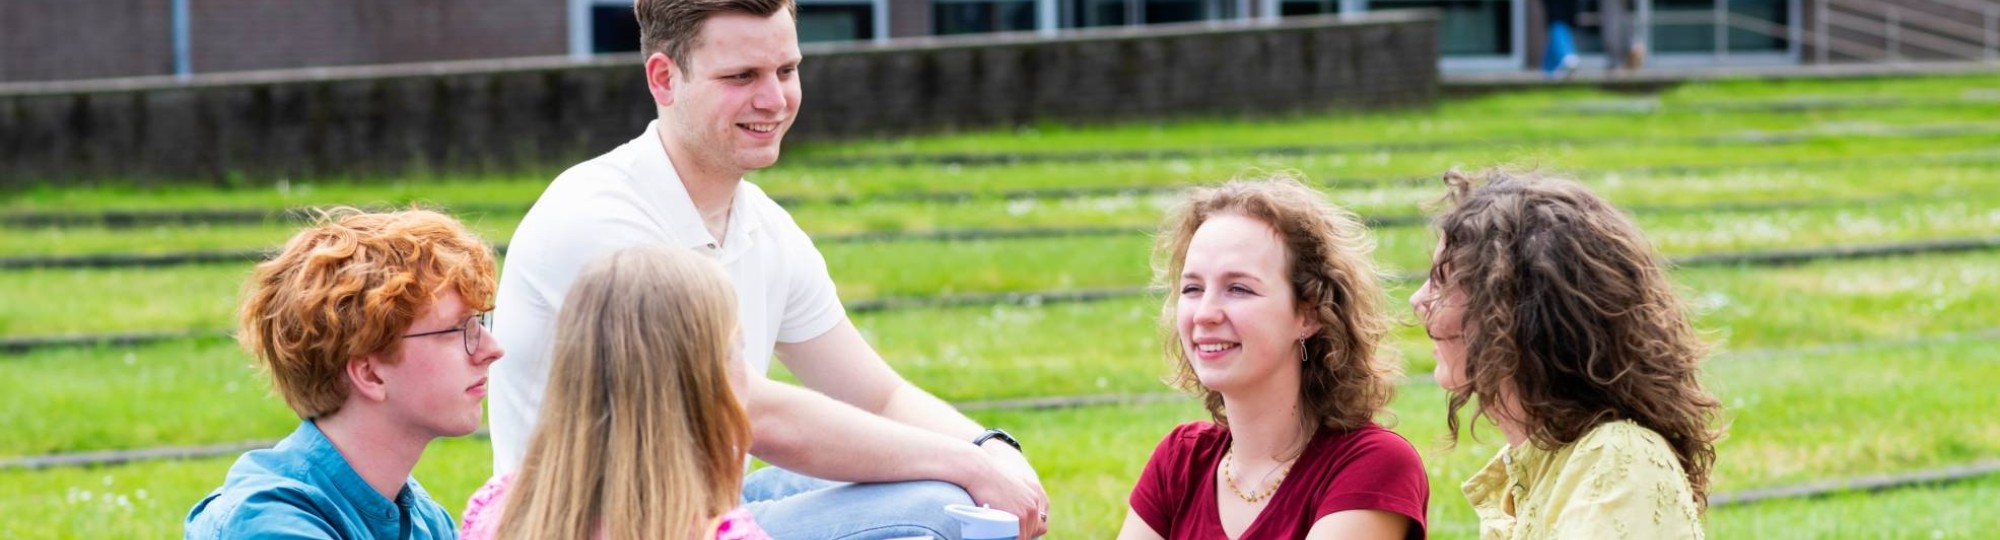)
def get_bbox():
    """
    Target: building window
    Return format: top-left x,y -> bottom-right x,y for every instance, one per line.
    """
1651,0 -> 1715,53
1649,0 -> 1787,54
1281,0 -> 1342,16
1144,0 -> 1209,23
1072,0 -> 1129,27
1368,0 -> 1513,56
1722,0 -> 1788,52
934,0 -> 1038,34
591,4 -> 643,53
800,2 -> 877,42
